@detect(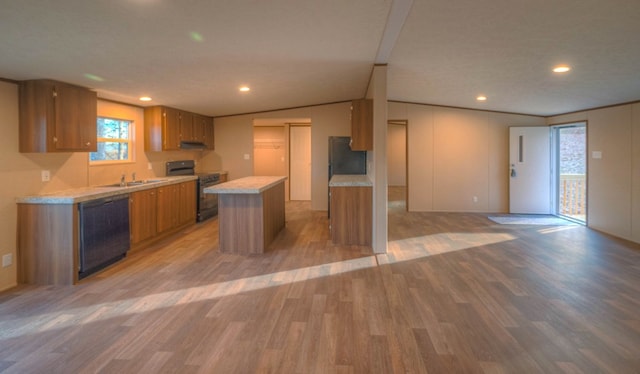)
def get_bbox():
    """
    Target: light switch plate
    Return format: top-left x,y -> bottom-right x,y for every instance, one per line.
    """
592,151 -> 602,159
244,154 -> 250,160
2,254 -> 12,267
